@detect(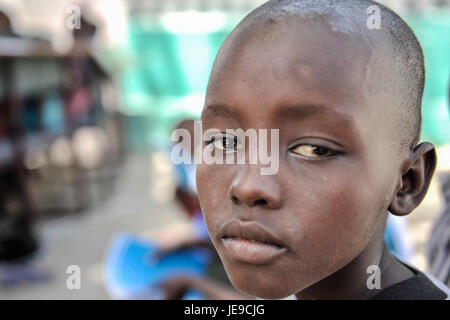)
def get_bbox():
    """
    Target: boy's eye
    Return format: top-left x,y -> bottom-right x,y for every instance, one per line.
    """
210,135 -> 241,152
291,144 -> 338,159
